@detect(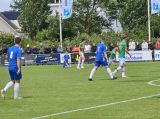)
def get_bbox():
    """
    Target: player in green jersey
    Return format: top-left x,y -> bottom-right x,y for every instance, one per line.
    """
77,38 -> 86,69
109,46 -> 118,69
113,35 -> 132,78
